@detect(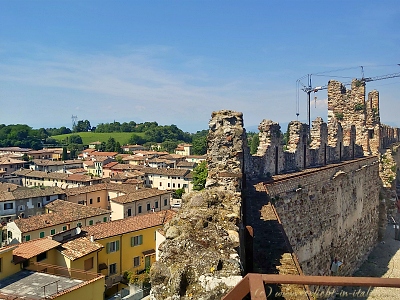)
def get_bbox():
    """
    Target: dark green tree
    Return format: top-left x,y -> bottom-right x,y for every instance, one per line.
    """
128,134 -> 146,145
192,161 -> 208,191
172,188 -> 185,199
62,147 -> 68,160
250,134 -> 260,155
105,137 -> 117,152
68,134 -> 83,144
